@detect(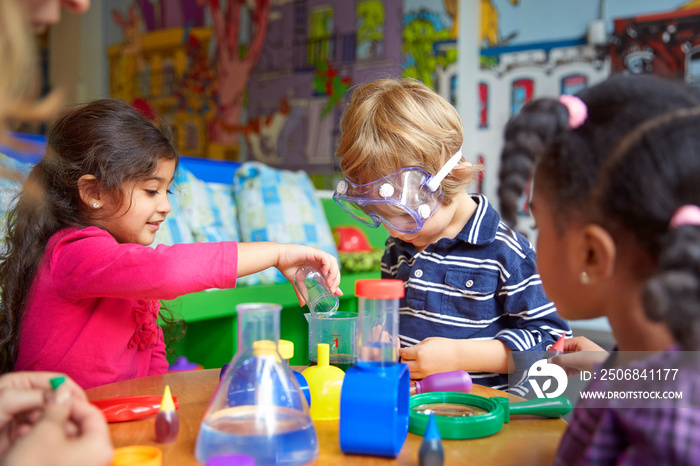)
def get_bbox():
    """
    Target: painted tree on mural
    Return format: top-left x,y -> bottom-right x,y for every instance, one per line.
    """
112,6 -> 144,102
202,0 -> 271,144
